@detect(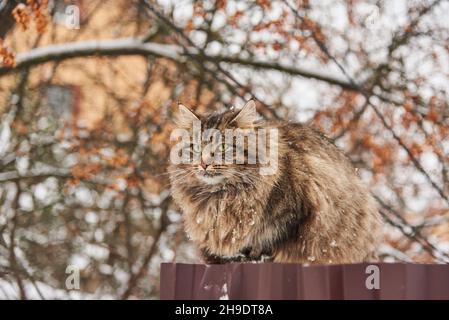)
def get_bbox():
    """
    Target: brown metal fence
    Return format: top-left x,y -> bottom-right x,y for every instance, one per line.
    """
160,263 -> 449,300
